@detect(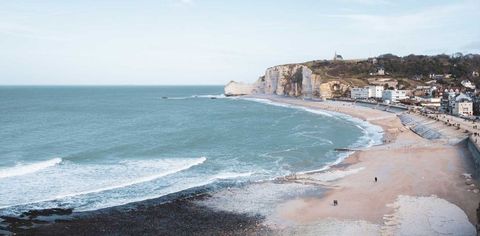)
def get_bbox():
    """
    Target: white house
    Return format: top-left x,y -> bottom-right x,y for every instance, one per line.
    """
369,68 -> 386,76
351,86 -> 384,99
415,97 -> 441,107
461,80 -> 475,89
452,93 -> 473,116
351,87 -> 369,99
382,90 -> 408,103
376,68 -> 385,76
366,86 -> 384,98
